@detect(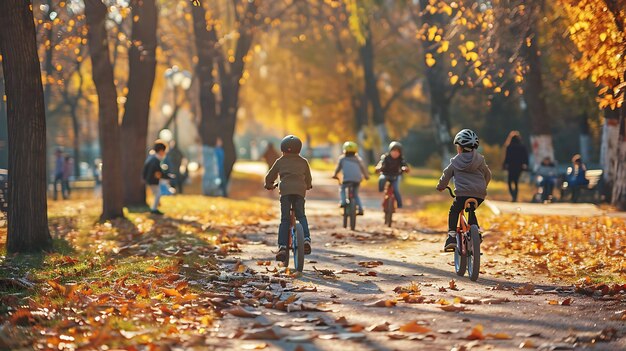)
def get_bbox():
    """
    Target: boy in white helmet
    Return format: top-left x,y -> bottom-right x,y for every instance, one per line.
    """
436,129 -> 492,252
